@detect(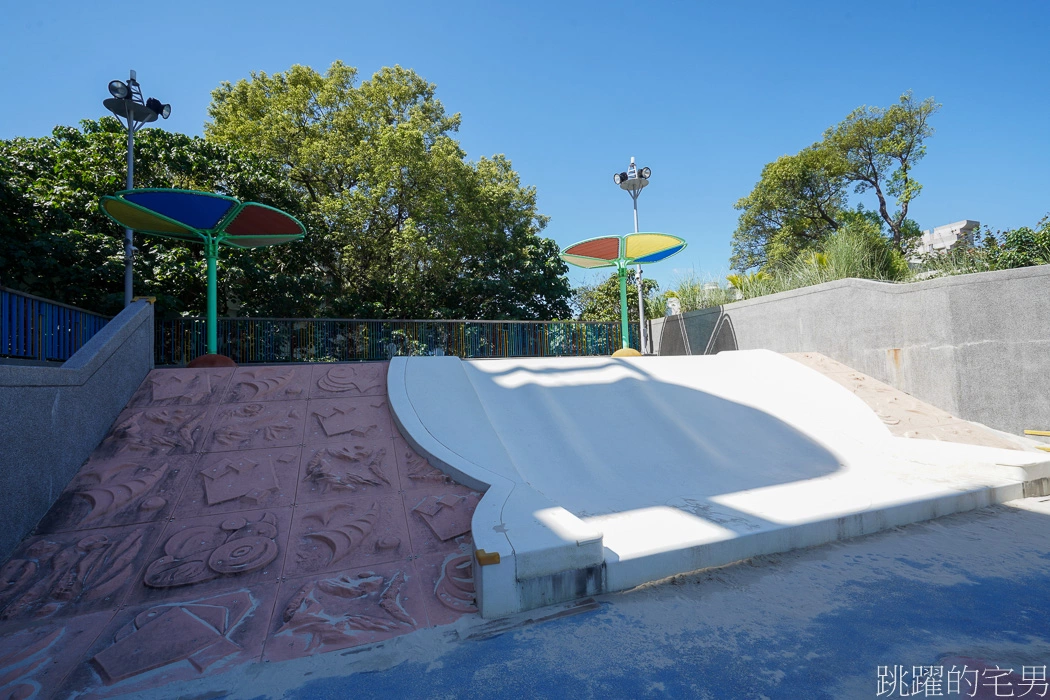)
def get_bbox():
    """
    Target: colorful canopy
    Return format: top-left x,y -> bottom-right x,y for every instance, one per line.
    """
99,188 -> 306,358
100,188 -> 305,248
560,233 -> 686,269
